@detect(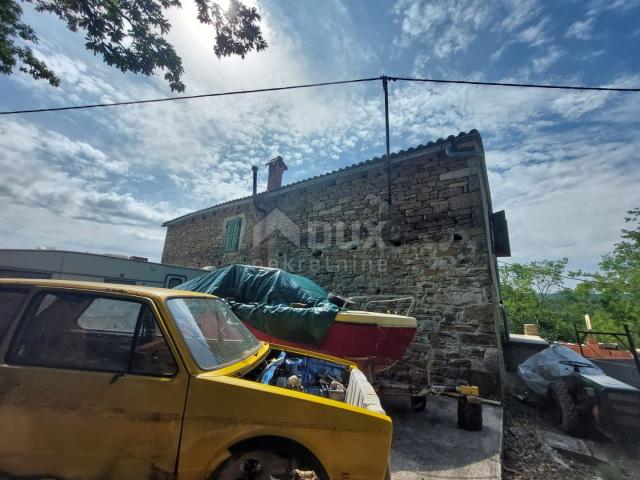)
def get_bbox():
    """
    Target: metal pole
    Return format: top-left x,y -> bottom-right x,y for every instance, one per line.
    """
623,324 -> 640,376
382,75 -> 391,205
252,166 -> 258,196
